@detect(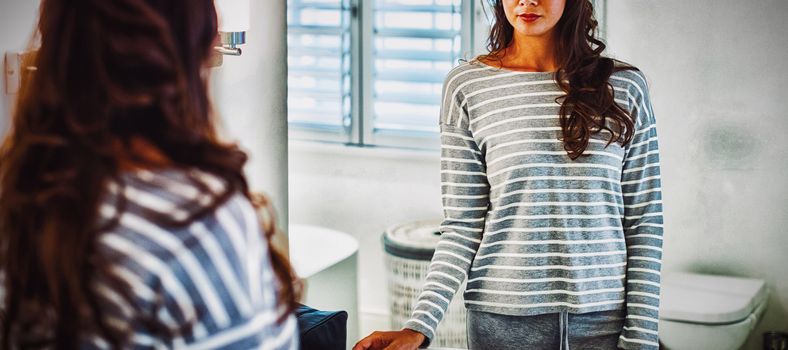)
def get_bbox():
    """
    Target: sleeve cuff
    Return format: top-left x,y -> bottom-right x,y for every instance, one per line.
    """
402,320 -> 435,349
